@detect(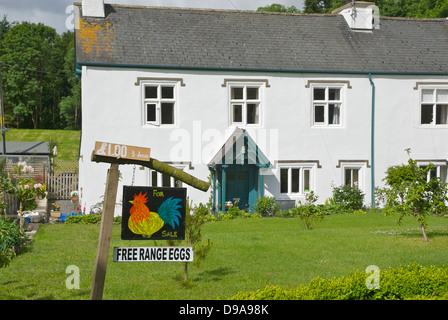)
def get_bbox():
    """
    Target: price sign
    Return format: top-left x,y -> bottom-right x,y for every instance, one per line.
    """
94,141 -> 150,162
